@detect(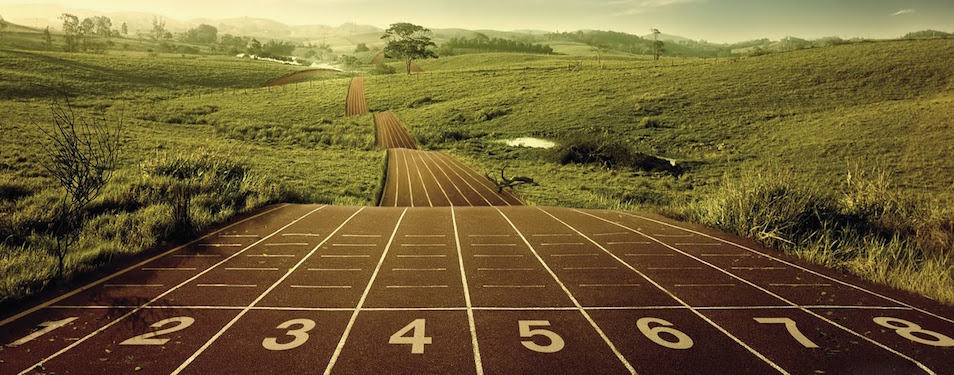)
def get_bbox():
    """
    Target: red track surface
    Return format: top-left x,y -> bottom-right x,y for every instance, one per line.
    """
374,112 -> 418,149
345,77 -> 369,117
380,148 -> 523,207
262,69 -> 339,87
3,204 -> 952,374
